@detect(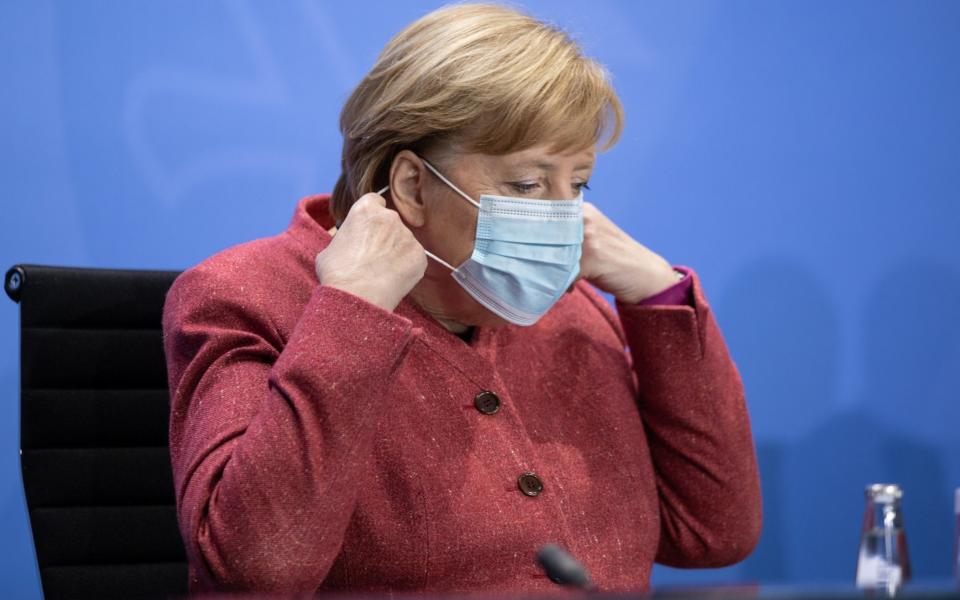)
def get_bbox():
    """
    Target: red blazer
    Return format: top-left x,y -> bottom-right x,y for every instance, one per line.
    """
162,194 -> 761,595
